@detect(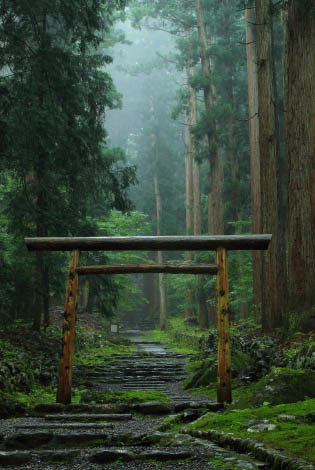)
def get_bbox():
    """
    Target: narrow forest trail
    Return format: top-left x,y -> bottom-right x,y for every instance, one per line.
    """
0,327 -> 273,470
